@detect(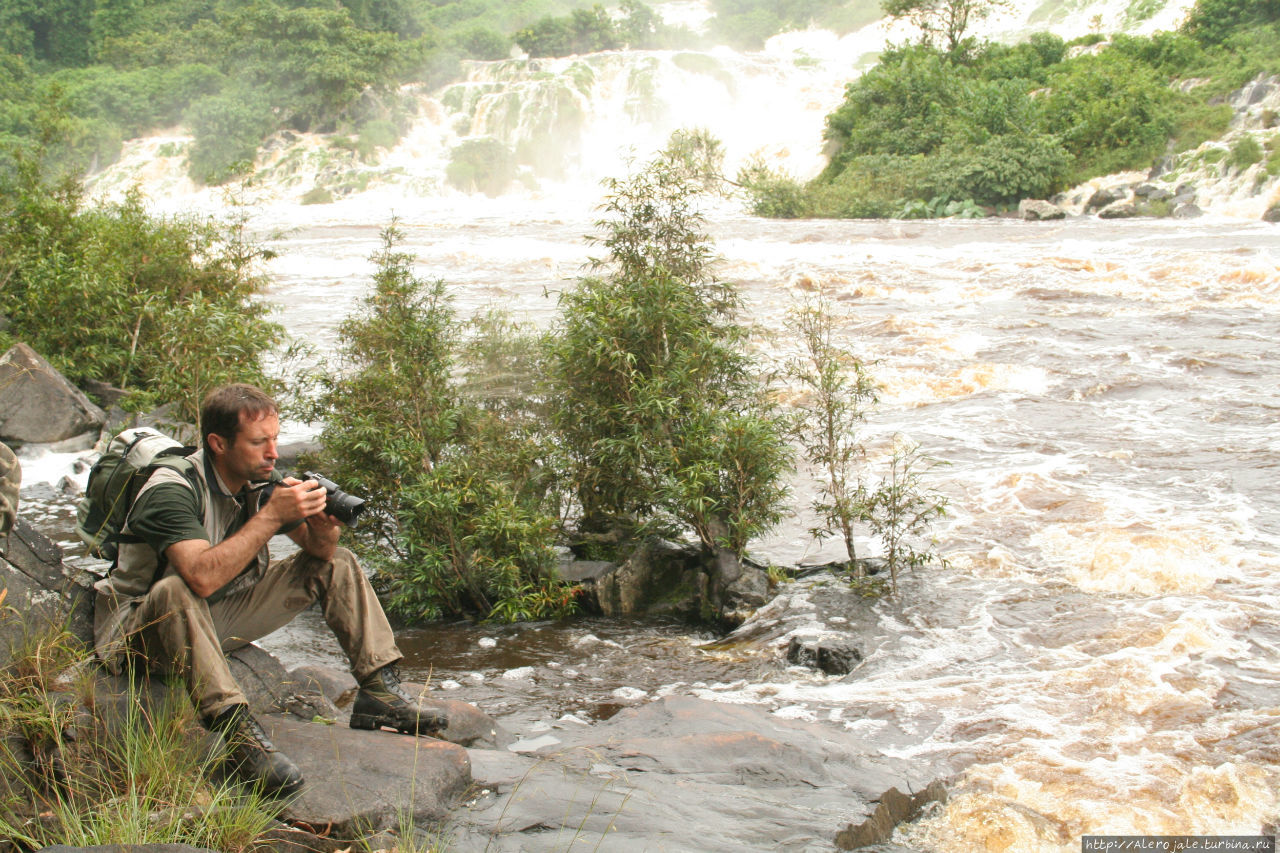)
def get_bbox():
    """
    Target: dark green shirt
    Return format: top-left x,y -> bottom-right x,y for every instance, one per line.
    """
128,479 -> 224,558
